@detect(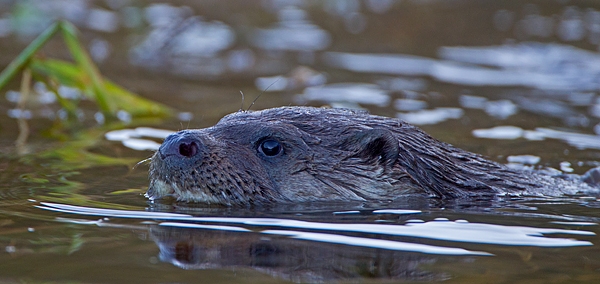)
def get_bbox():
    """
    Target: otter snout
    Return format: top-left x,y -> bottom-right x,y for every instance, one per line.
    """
159,131 -> 202,160
147,131 -> 208,202
148,128 -> 273,205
